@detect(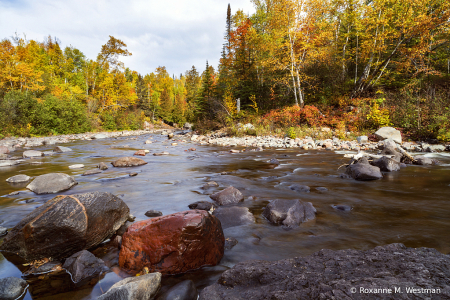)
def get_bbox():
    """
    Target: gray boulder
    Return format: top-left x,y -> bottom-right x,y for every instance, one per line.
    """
0,145 -> 9,155
210,186 -> 244,206
82,169 -> 102,176
415,155 -> 434,165
157,280 -> 198,300
380,145 -> 403,162
23,150 -> 44,158
212,206 -> 255,229
63,250 -> 109,286
426,145 -> 446,152
26,173 -> 77,194
289,184 -> 310,193
111,157 -> 147,167
199,243 -> 450,299
262,199 -> 316,229
145,210 -> 163,217
0,277 -> 28,300
346,161 -> 383,181
98,162 -> 109,170
372,156 -> 401,172
53,146 -> 72,153
188,201 -> 218,212
6,174 -> 31,183
356,136 -> 368,144
183,122 -> 193,130
97,272 -> 161,300
375,127 -> 402,144
0,160 -> 20,167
